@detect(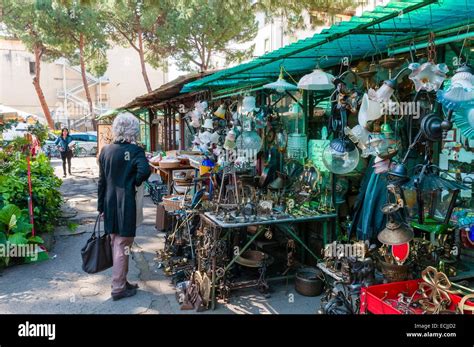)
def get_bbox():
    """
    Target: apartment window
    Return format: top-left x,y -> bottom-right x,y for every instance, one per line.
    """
264,38 -> 270,53
29,61 -> 35,75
